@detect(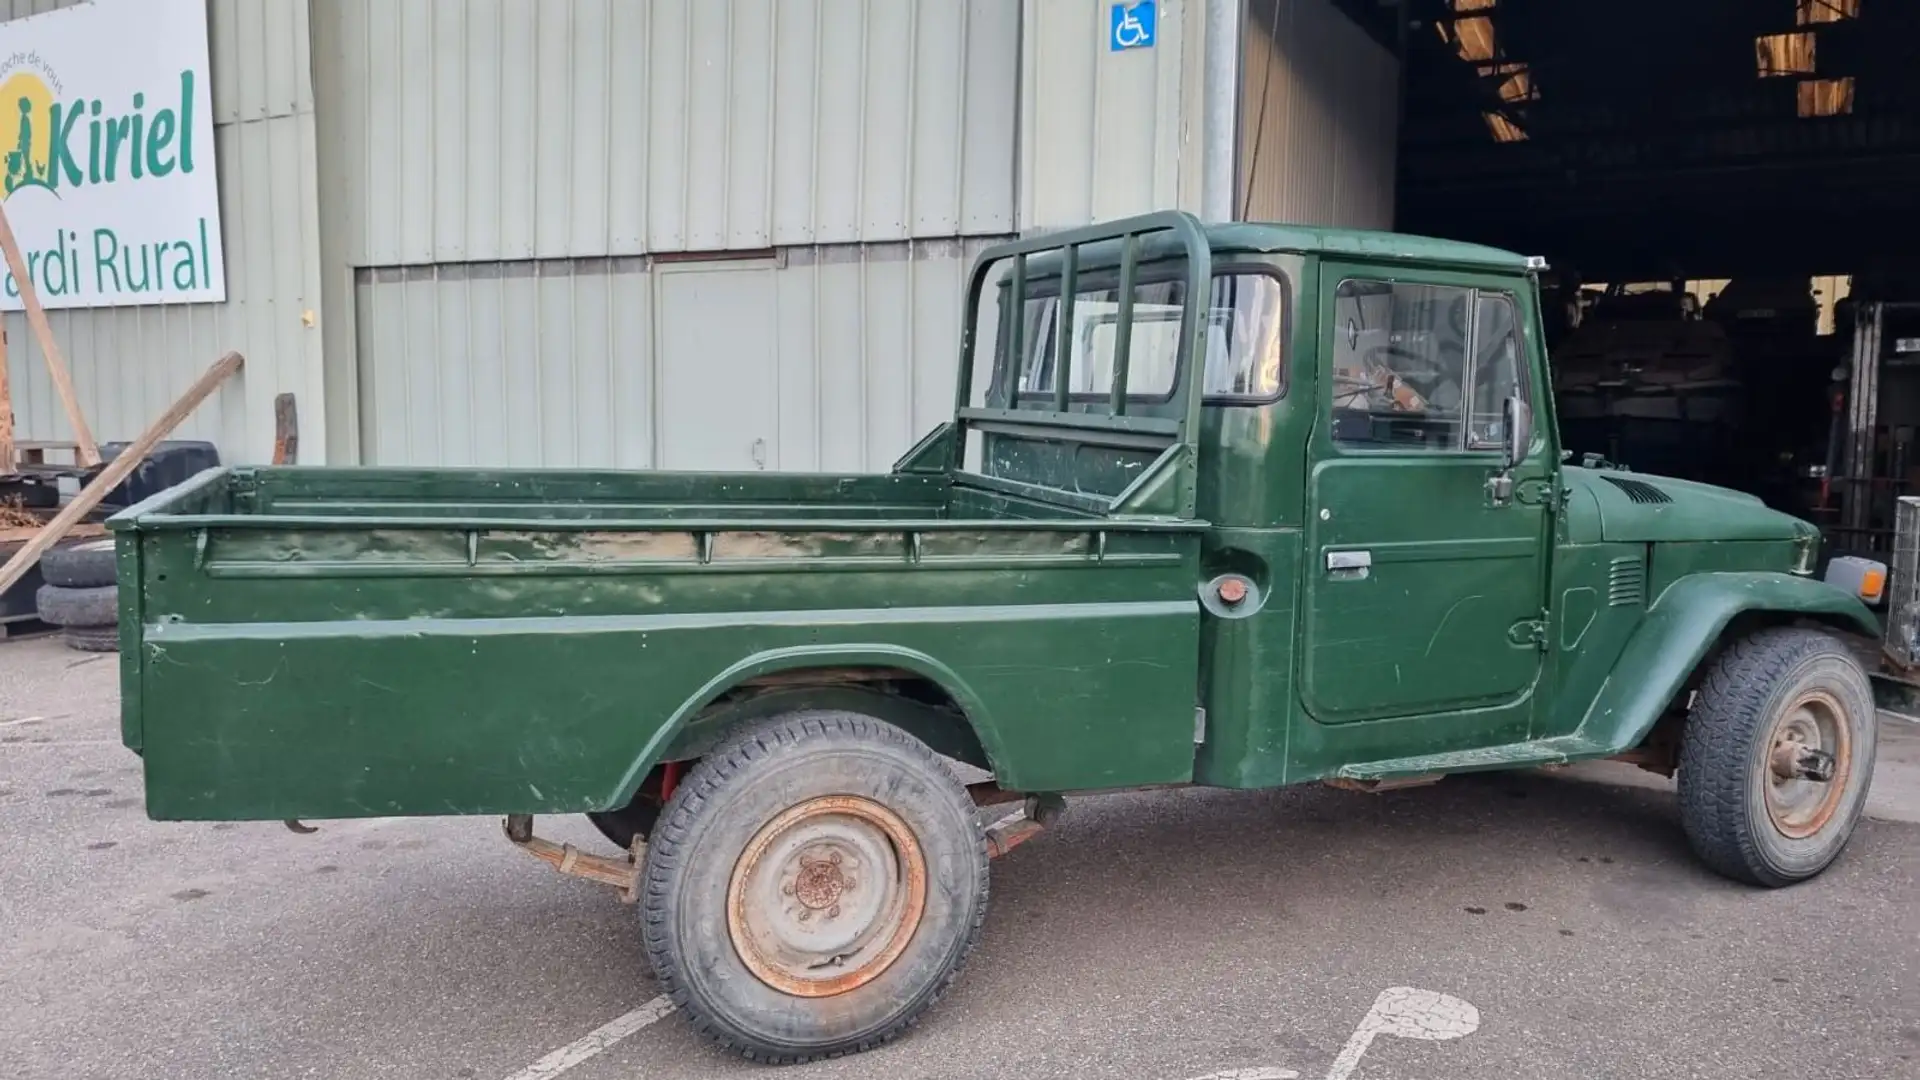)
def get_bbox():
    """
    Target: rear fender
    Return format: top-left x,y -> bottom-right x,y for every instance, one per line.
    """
603,645 -> 1004,809
1577,571 -> 1878,752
